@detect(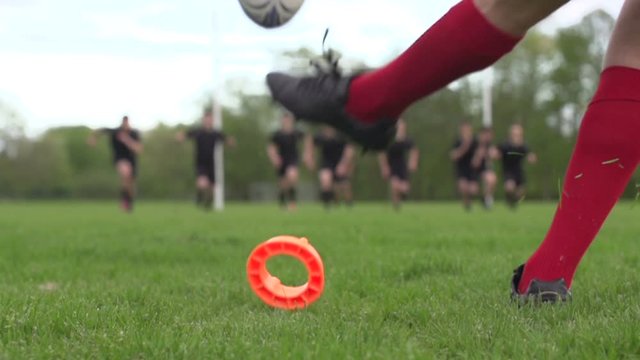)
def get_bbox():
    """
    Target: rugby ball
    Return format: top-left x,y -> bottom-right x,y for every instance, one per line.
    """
238,0 -> 305,28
